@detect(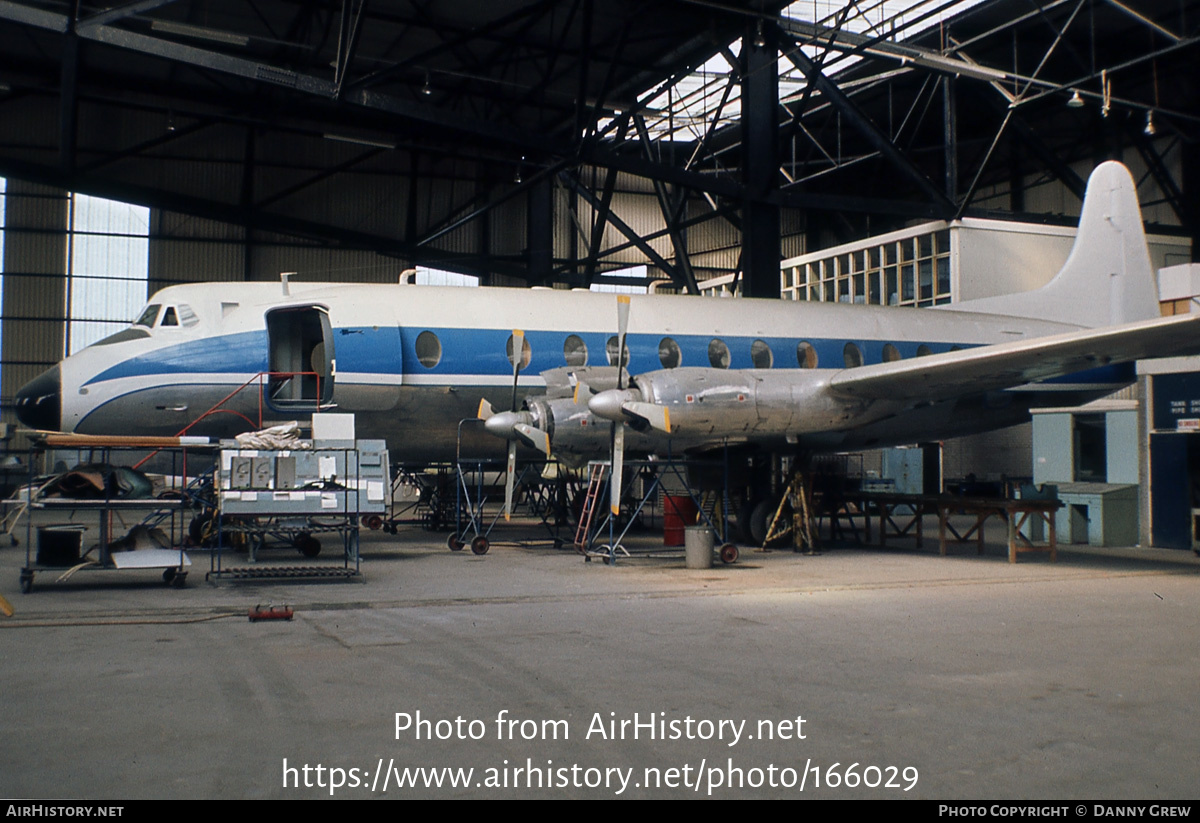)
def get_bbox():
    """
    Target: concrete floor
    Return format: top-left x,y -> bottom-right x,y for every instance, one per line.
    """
1,515 -> 1198,800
